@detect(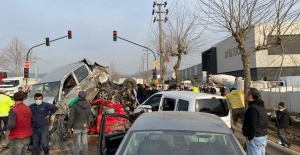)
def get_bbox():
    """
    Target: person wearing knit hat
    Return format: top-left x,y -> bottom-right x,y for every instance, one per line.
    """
68,91 -> 92,155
